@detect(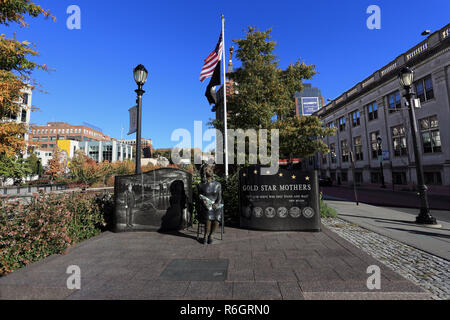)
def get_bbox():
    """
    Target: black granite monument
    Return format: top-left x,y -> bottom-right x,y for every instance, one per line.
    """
113,168 -> 192,232
239,165 -> 321,232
